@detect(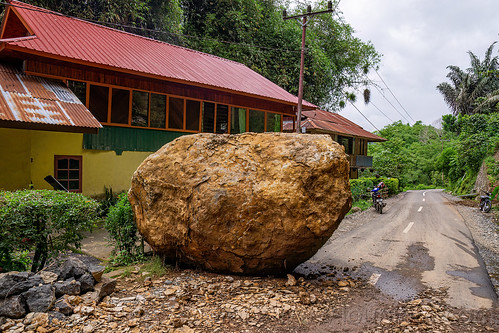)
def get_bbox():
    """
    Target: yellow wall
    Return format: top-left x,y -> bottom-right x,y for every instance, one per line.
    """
0,128 -> 32,191
0,128 -> 151,196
